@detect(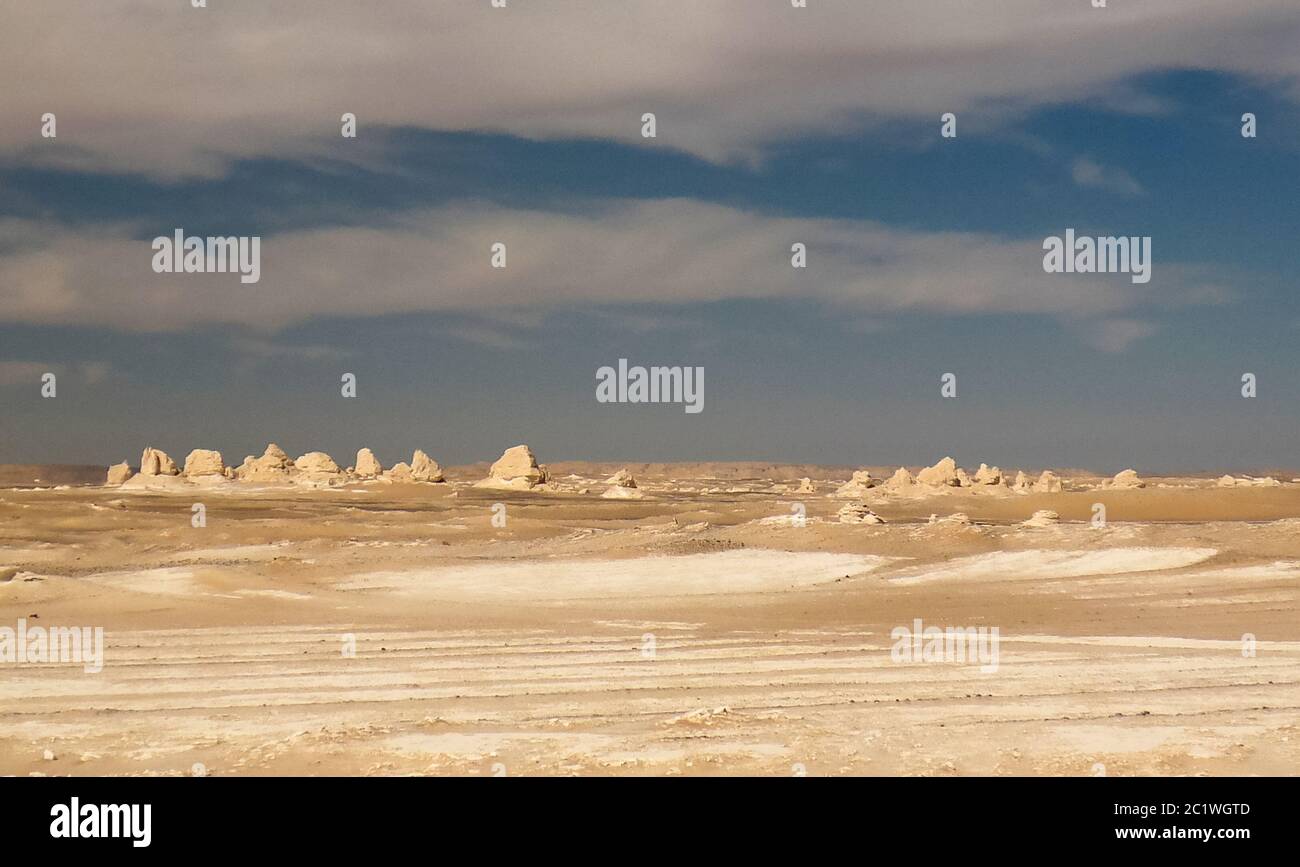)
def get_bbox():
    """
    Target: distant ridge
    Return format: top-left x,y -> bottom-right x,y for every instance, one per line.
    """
0,464 -> 105,487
